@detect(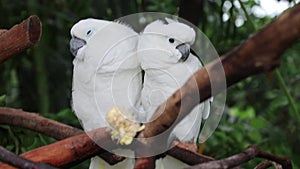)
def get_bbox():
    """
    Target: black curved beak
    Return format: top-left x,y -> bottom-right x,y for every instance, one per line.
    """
70,37 -> 86,57
176,43 -> 190,62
